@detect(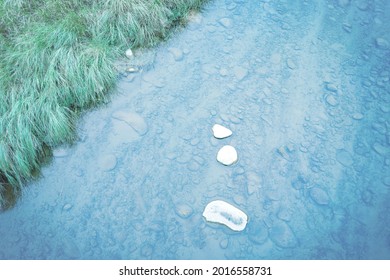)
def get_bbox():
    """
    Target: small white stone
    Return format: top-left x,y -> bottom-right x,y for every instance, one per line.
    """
212,124 -> 232,139
126,67 -> 138,73
217,145 -> 238,165
125,49 -> 133,59
203,200 -> 248,231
